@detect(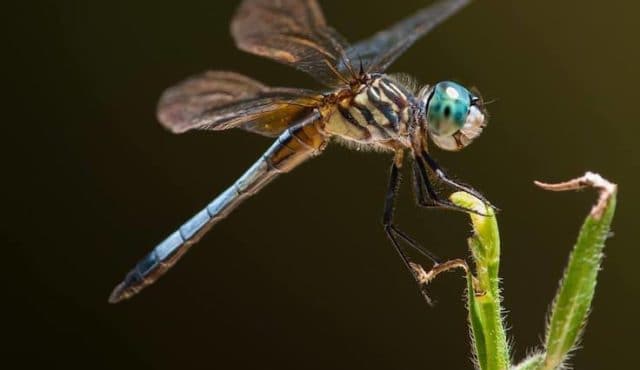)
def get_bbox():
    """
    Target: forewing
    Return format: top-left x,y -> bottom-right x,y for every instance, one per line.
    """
231,0 -> 353,86
157,71 -> 321,137
346,0 -> 471,74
